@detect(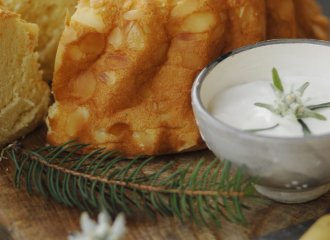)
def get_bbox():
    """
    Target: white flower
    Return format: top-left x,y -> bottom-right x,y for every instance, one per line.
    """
256,82 -> 326,122
68,210 -> 126,240
273,82 -> 308,120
